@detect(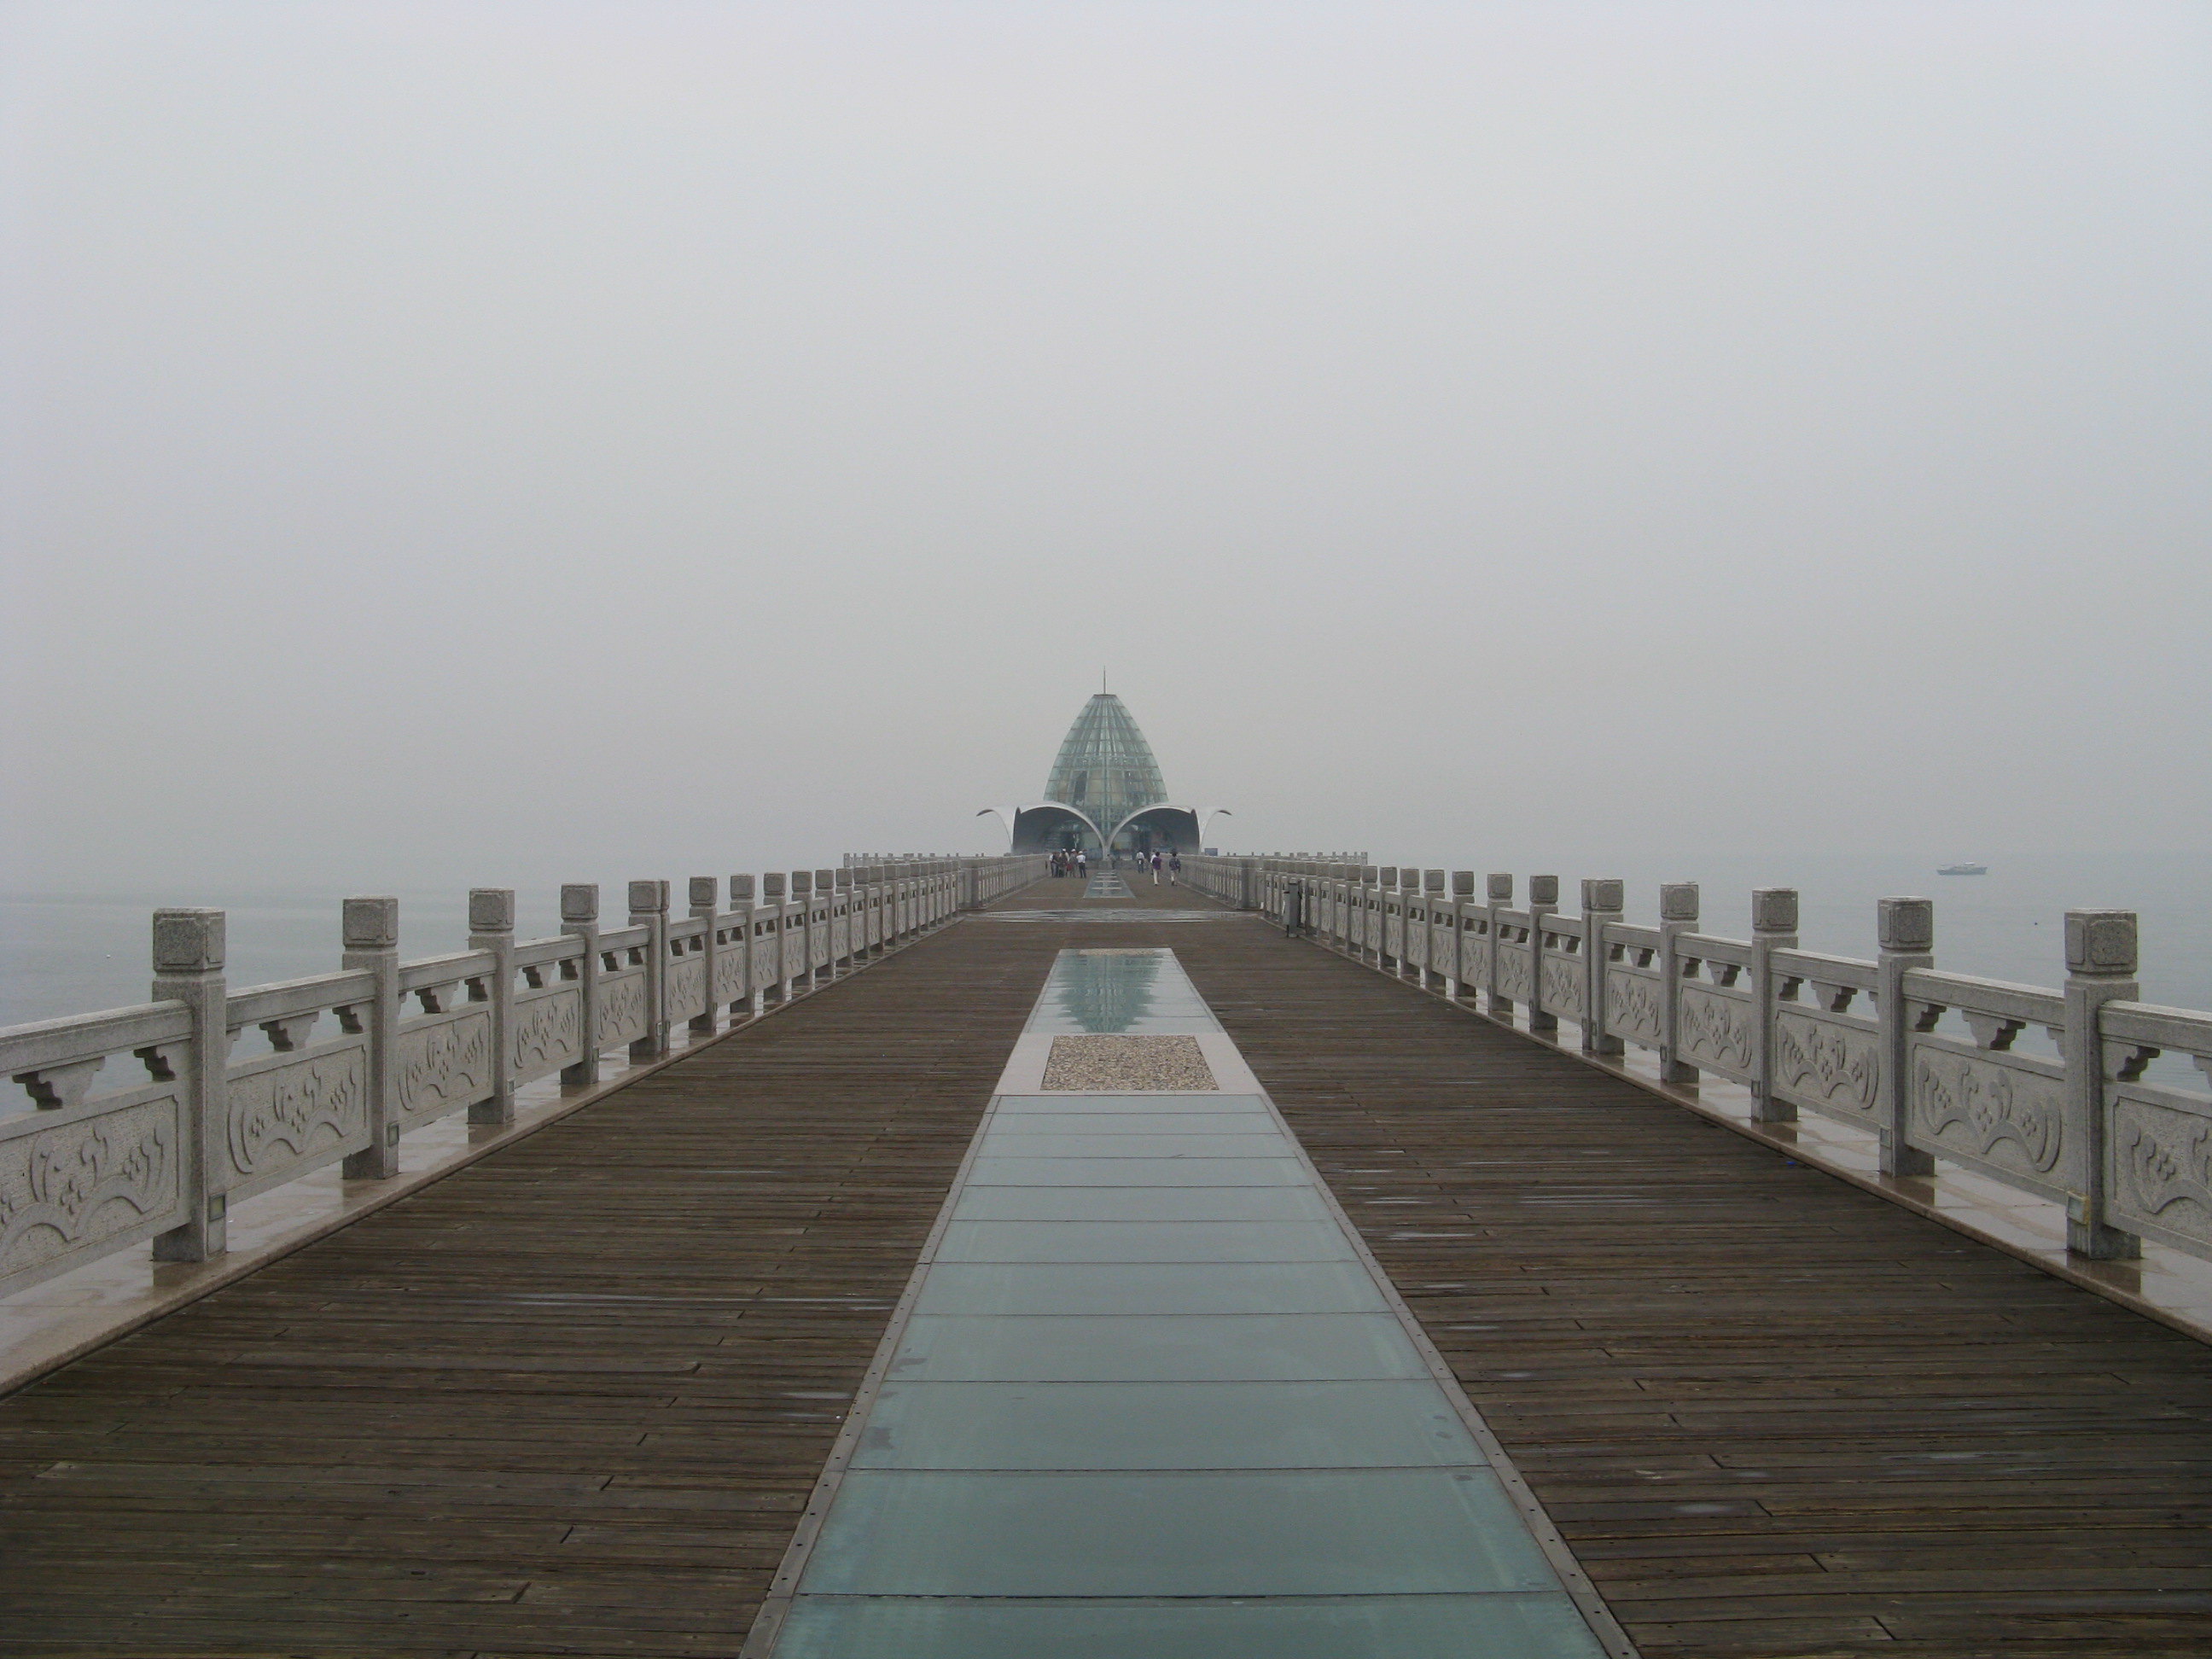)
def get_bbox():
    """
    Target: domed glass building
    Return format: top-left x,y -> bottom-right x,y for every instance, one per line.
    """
1010,694 -> 1200,855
